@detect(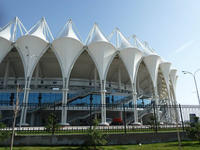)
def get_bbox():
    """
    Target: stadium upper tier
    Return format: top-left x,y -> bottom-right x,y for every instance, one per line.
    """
0,17 -> 178,126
